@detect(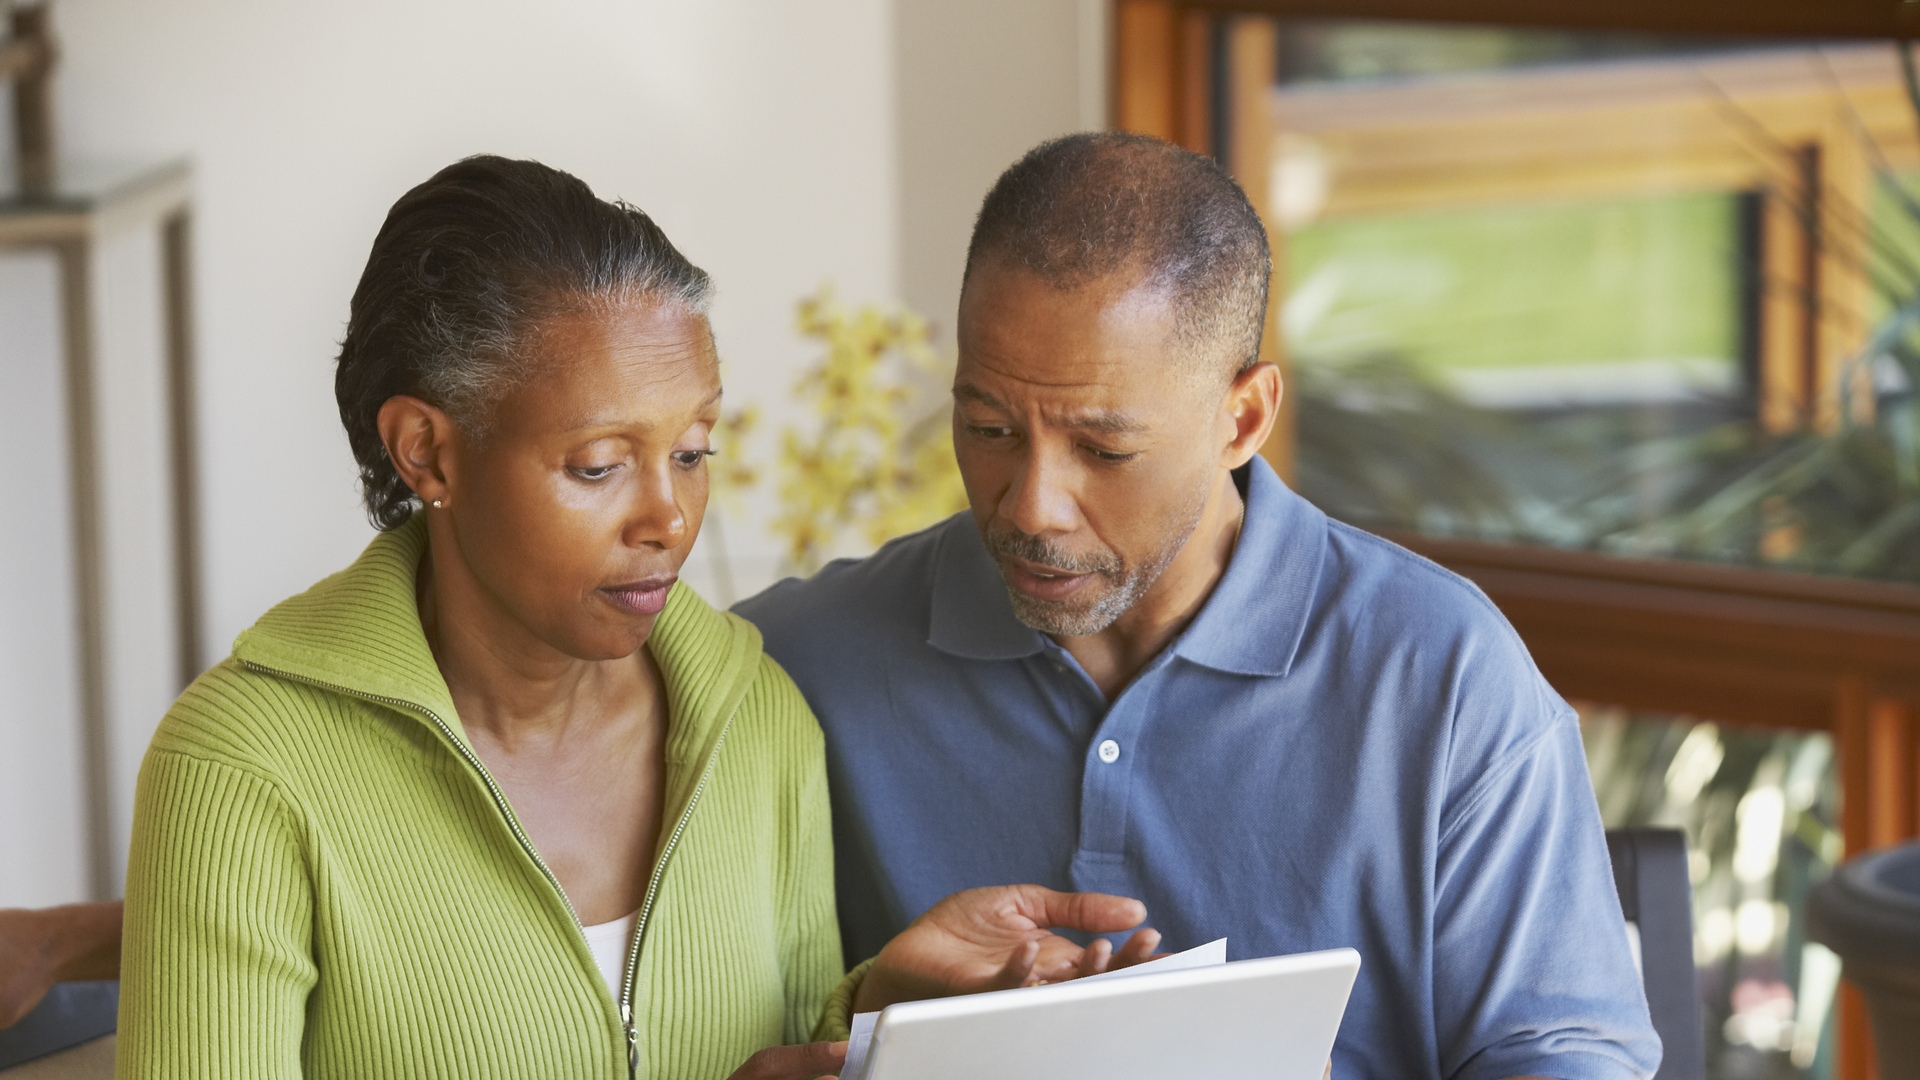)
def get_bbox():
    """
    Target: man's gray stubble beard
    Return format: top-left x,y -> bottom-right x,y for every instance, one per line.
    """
989,481 -> 1211,638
